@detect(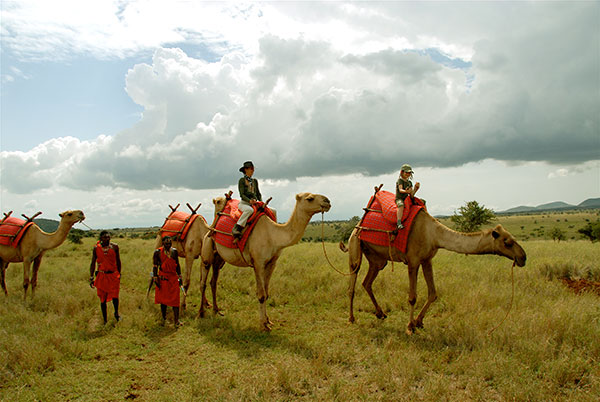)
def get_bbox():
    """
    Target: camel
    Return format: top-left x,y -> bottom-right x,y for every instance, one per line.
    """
0,210 -> 86,299
199,192 -> 331,331
340,209 -> 526,334
153,200 -> 228,308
